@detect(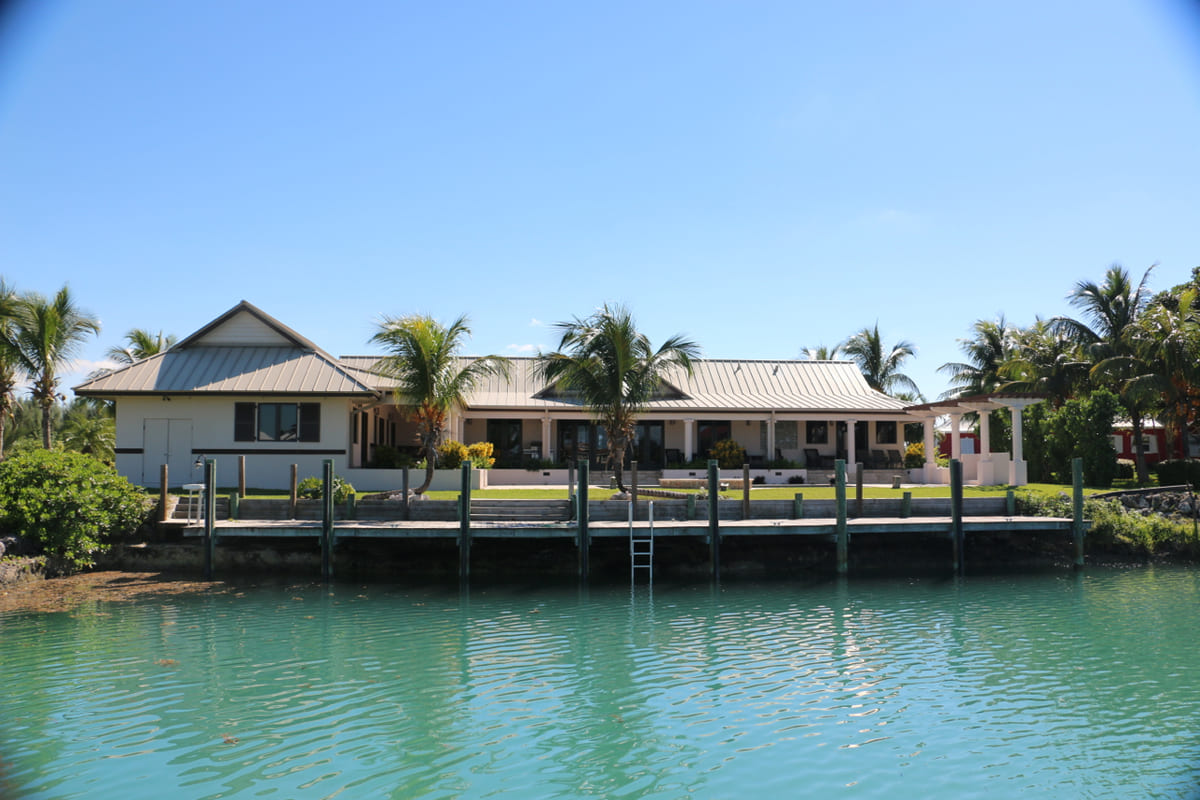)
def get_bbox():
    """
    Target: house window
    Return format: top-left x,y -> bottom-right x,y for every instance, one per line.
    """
235,403 -> 320,442
875,421 -> 897,444
806,421 -> 828,445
